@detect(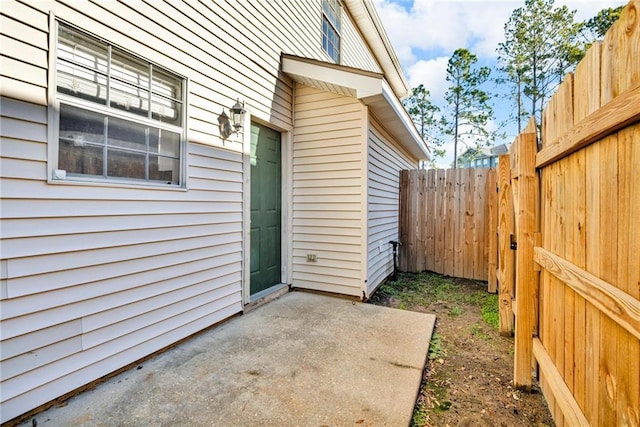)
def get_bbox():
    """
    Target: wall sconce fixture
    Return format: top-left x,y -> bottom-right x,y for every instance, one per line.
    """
218,99 -> 246,140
